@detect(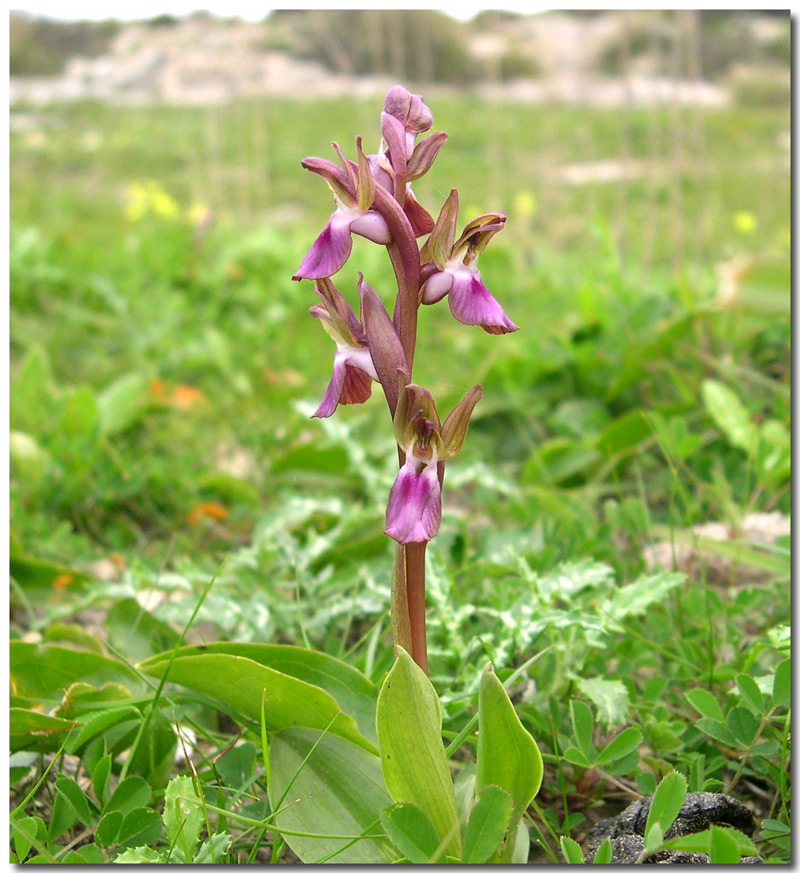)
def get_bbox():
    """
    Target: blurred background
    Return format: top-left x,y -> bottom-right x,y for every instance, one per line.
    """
10,9 -> 790,655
